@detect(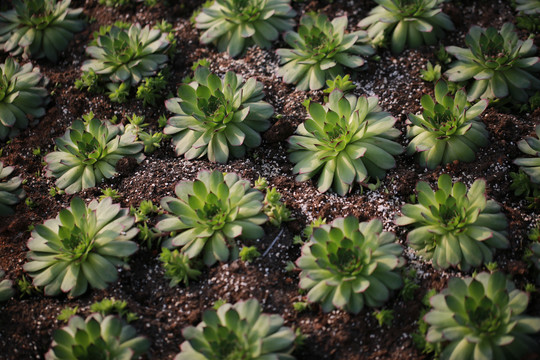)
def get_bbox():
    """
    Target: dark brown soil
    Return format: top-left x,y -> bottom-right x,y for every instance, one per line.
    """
0,0 -> 539,359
